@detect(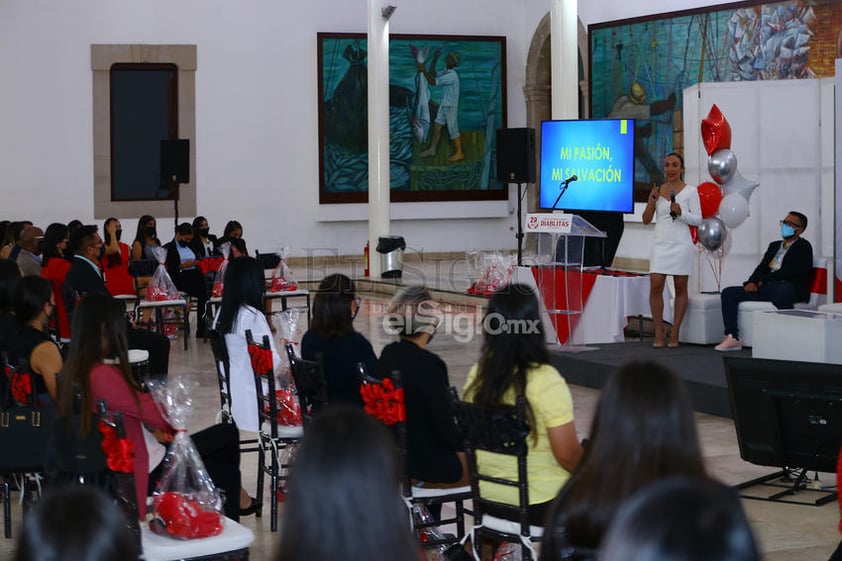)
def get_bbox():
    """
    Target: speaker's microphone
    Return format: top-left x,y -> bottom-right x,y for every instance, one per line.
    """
669,190 -> 677,221
561,175 -> 577,188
